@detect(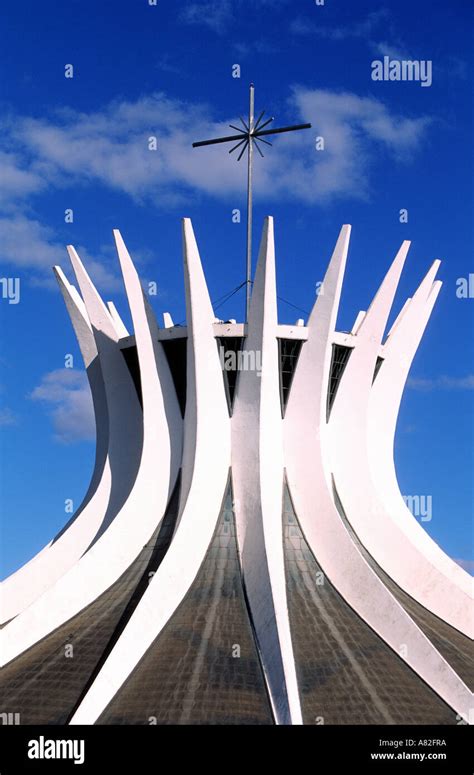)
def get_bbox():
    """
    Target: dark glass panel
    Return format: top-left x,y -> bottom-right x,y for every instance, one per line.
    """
99,475 -> 274,725
372,355 -> 384,383
216,337 -> 244,414
161,337 -> 187,417
0,478 -> 181,725
326,344 -> 352,421
278,338 -> 304,417
332,478 -> 474,689
283,480 -> 456,724
121,345 -> 142,408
